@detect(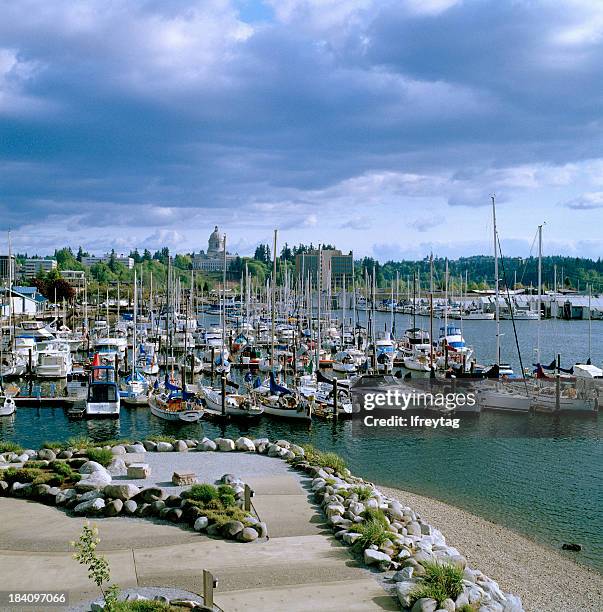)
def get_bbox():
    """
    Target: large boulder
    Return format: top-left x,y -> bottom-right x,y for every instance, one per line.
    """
194,516 -> 209,531
156,441 -> 173,452
107,457 -> 127,477
111,445 -> 127,455
214,438 -> 235,452
104,484 -> 140,500
123,500 -> 138,515
125,443 -> 146,453
38,448 -> 56,461
174,440 -> 188,452
396,580 -> 420,609
222,520 -> 244,538
136,487 -> 167,503
142,440 -> 157,451
235,437 -> 255,452
411,598 -> 438,612
79,461 -> 110,475
197,438 -> 217,451
238,527 -> 258,542
55,488 -> 77,505
76,470 -> 112,491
